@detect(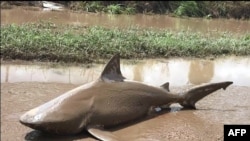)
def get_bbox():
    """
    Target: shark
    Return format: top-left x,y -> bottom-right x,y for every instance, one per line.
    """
19,54 -> 233,141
